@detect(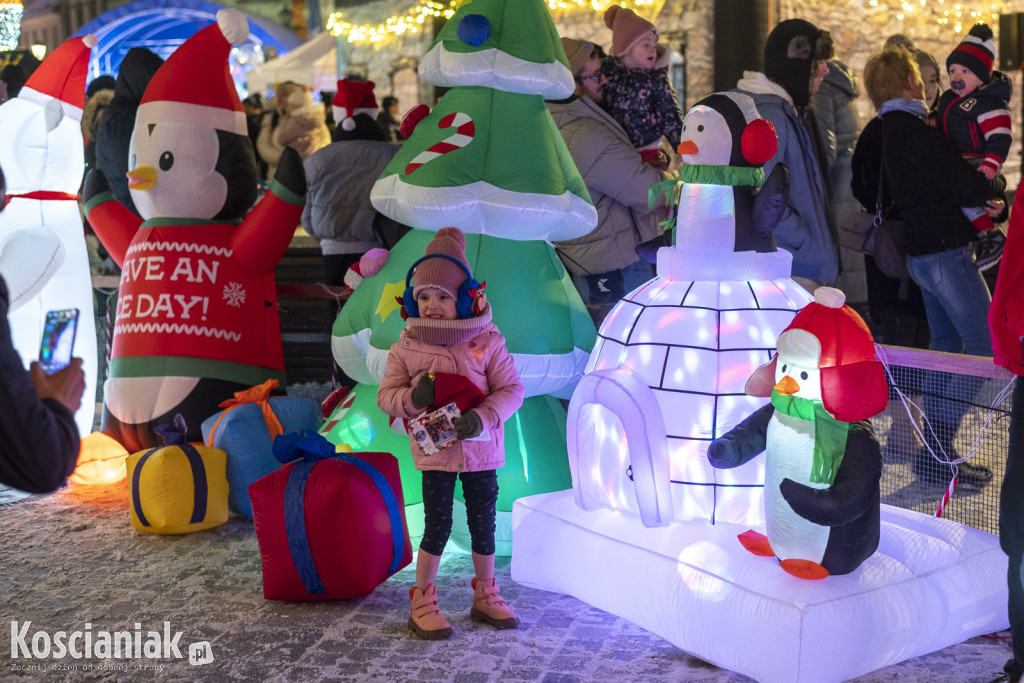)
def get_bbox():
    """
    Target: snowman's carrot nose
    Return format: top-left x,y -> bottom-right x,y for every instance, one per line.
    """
774,375 -> 800,395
